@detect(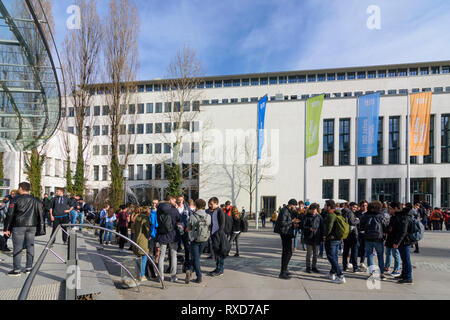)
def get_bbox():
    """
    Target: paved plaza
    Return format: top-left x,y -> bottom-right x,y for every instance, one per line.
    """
0,222 -> 449,300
